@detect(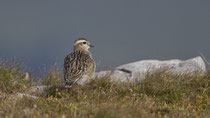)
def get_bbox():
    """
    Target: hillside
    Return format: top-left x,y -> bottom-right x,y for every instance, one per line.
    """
0,61 -> 210,118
